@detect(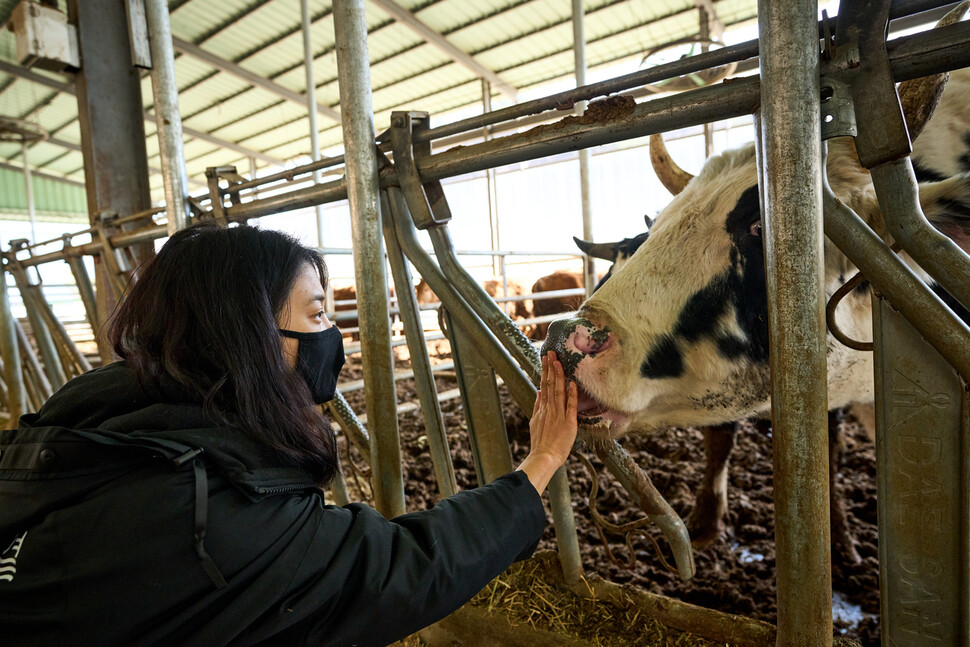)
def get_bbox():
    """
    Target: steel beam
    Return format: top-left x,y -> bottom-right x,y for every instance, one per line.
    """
70,0 -> 155,343
172,36 -> 341,123
333,0 -> 405,518
0,61 -> 283,168
301,0 -> 327,247
369,0 -> 518,101
757,1 -> 831,645
145,0 -> 191,234
572,0 -> 595,298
